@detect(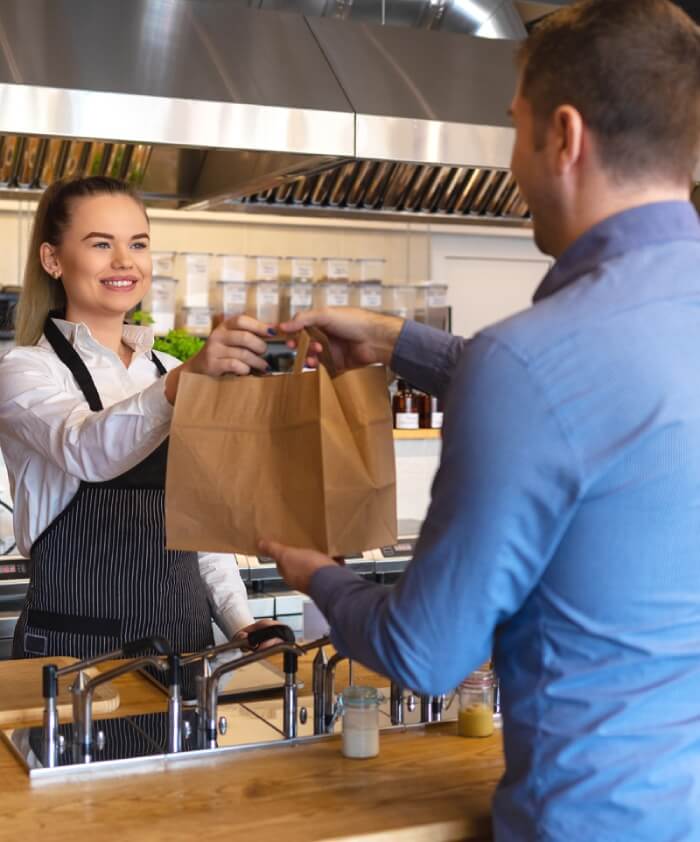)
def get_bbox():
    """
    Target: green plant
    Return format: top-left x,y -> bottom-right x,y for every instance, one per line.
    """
129,309 -> 154,326
153,330 -> 205,362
